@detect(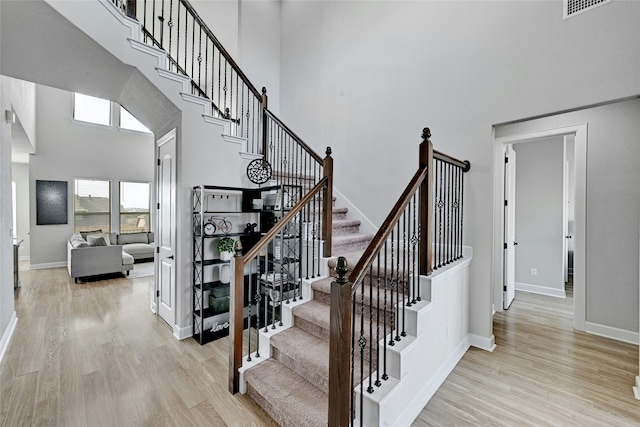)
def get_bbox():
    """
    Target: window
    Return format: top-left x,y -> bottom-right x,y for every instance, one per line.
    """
120,107 -> 151,133
74,179 -> 111,233
74,93 -> 111,126
120,181 -> 150,233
